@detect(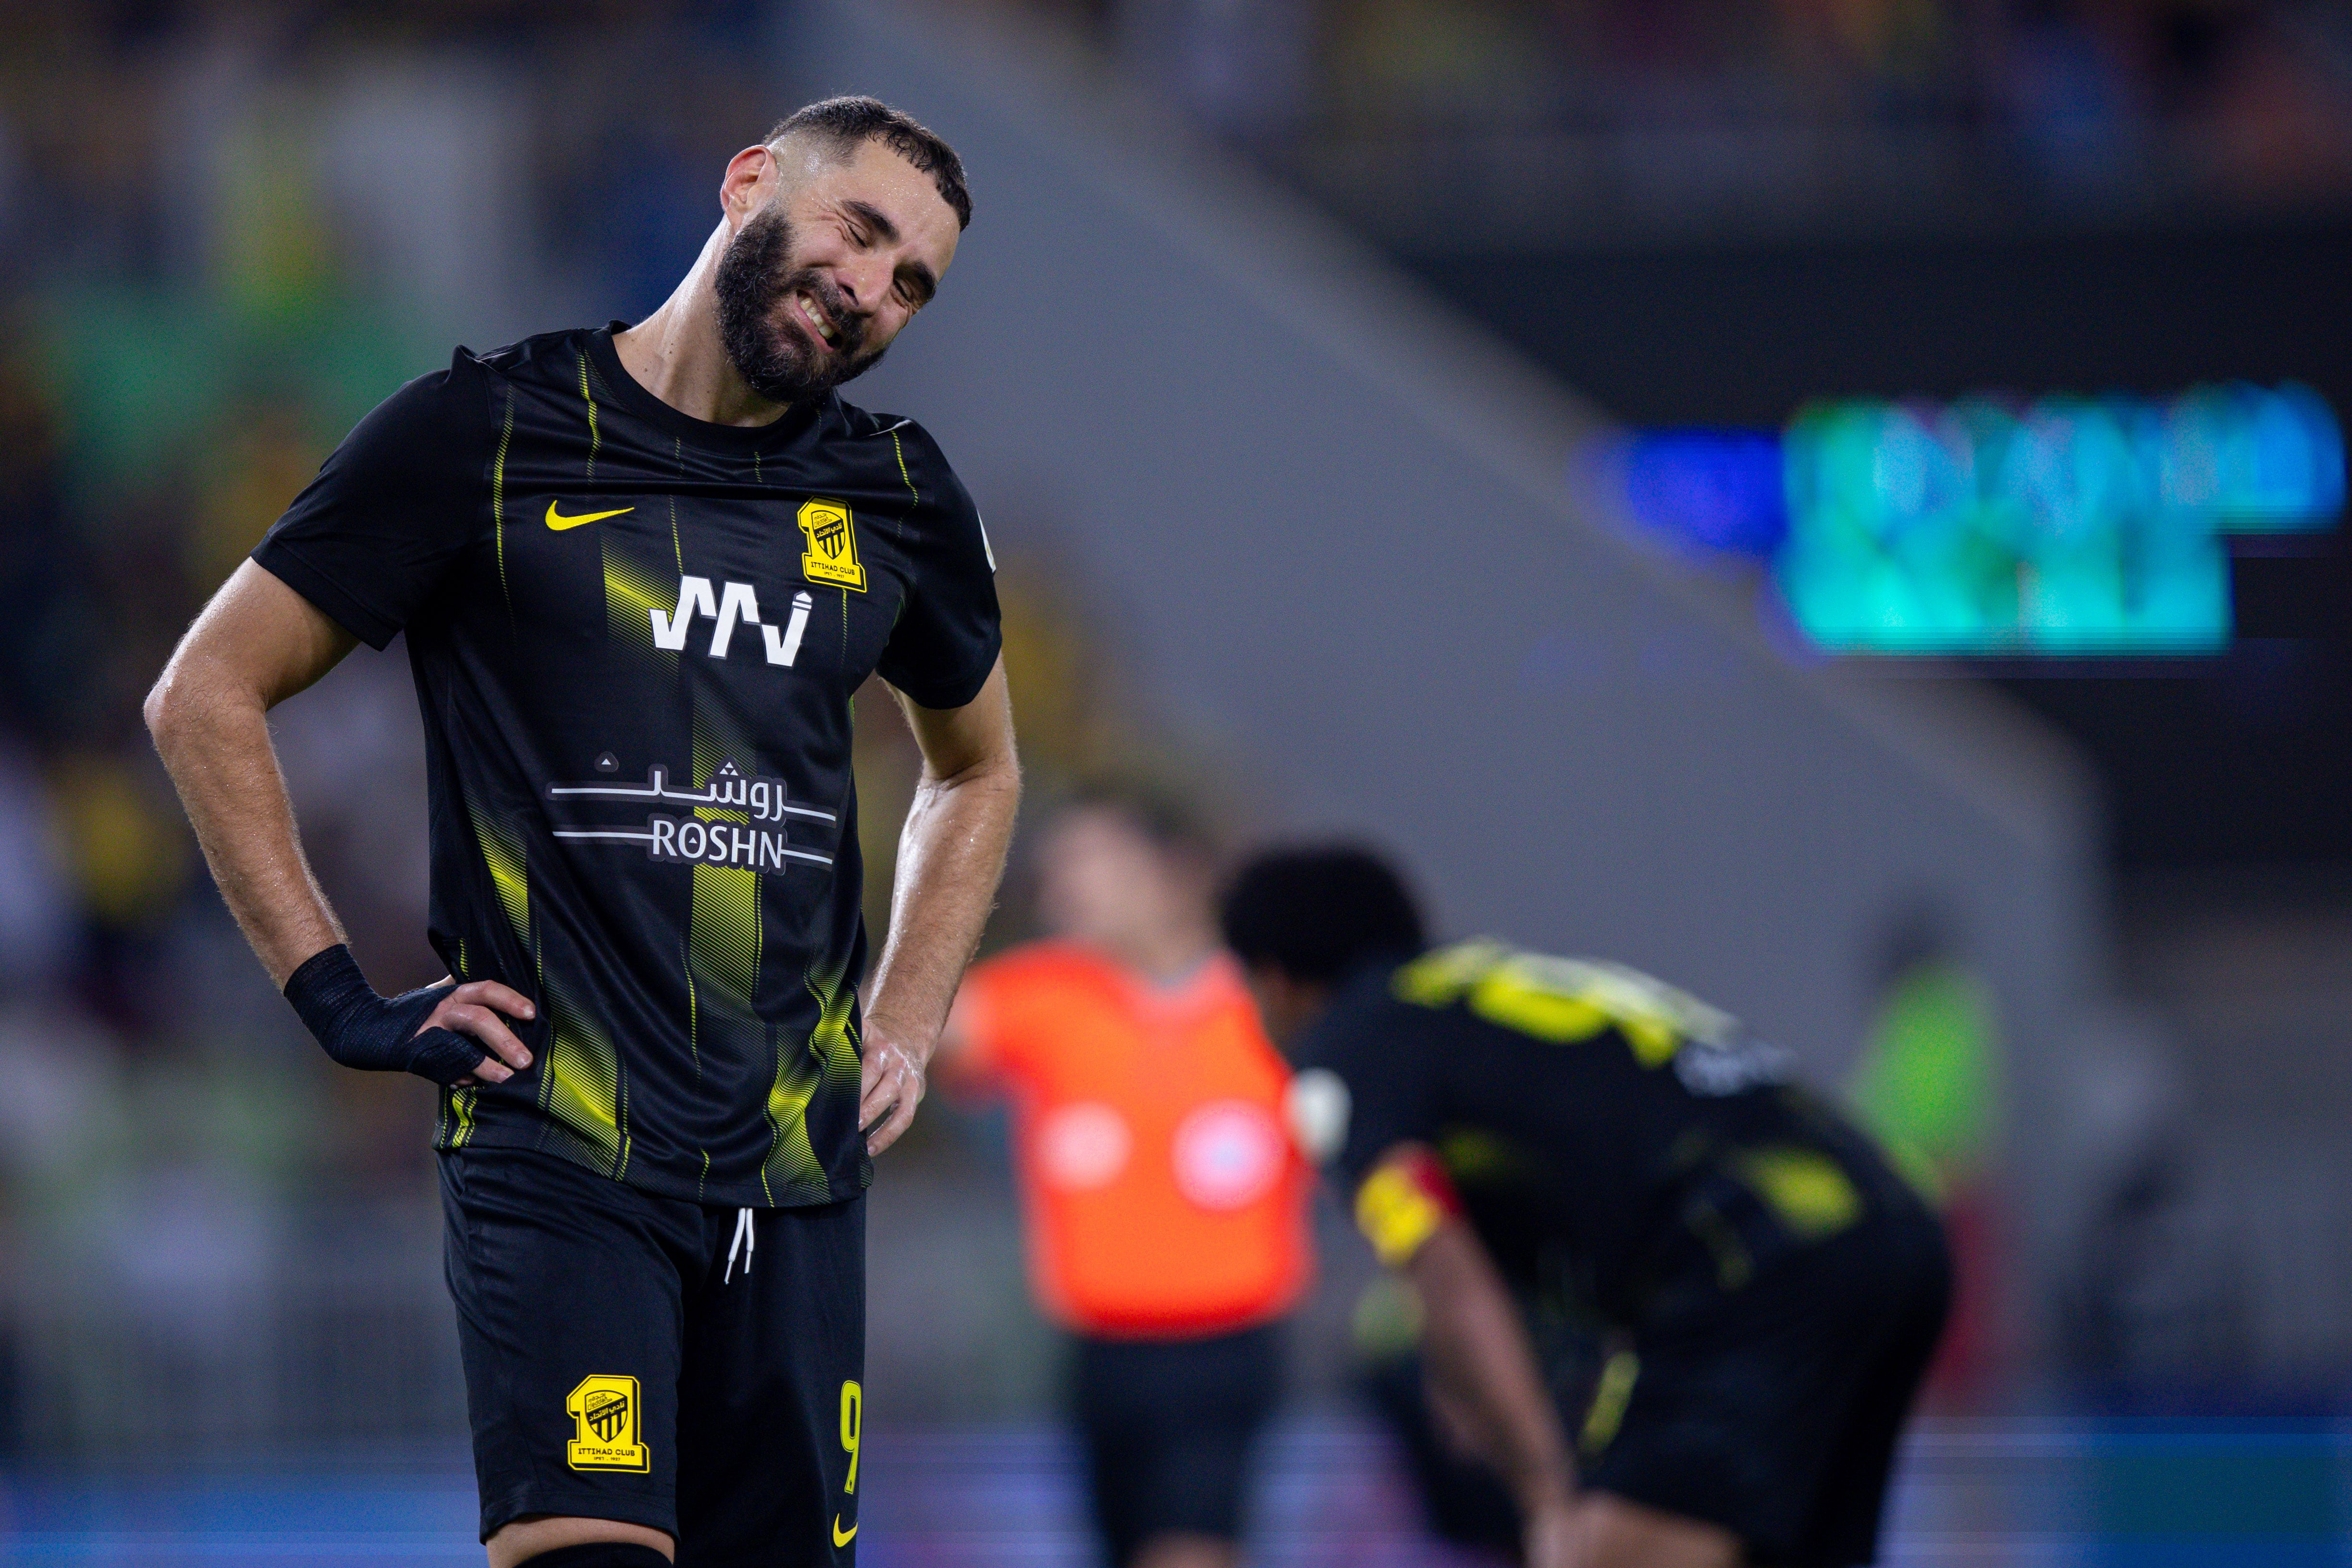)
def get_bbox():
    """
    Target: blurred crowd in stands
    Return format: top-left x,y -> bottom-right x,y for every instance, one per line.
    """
1005,0 -> 2352,252
1081,0 -> 2352,206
